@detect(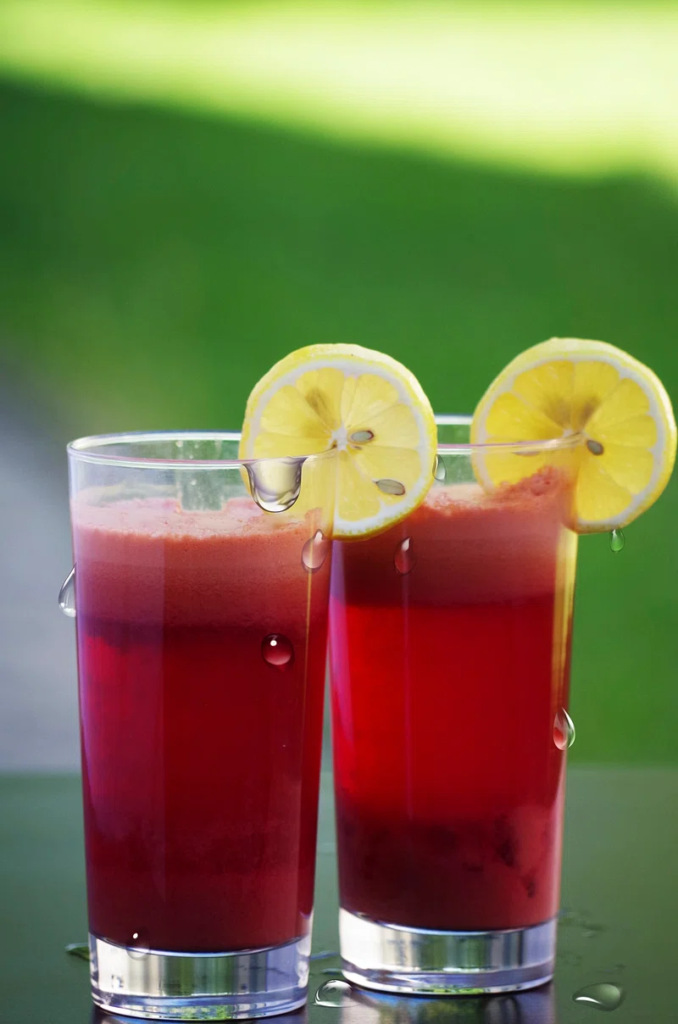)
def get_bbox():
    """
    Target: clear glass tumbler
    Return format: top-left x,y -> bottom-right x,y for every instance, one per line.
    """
329,417 -> 580,994
63,433 -> 335,1019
